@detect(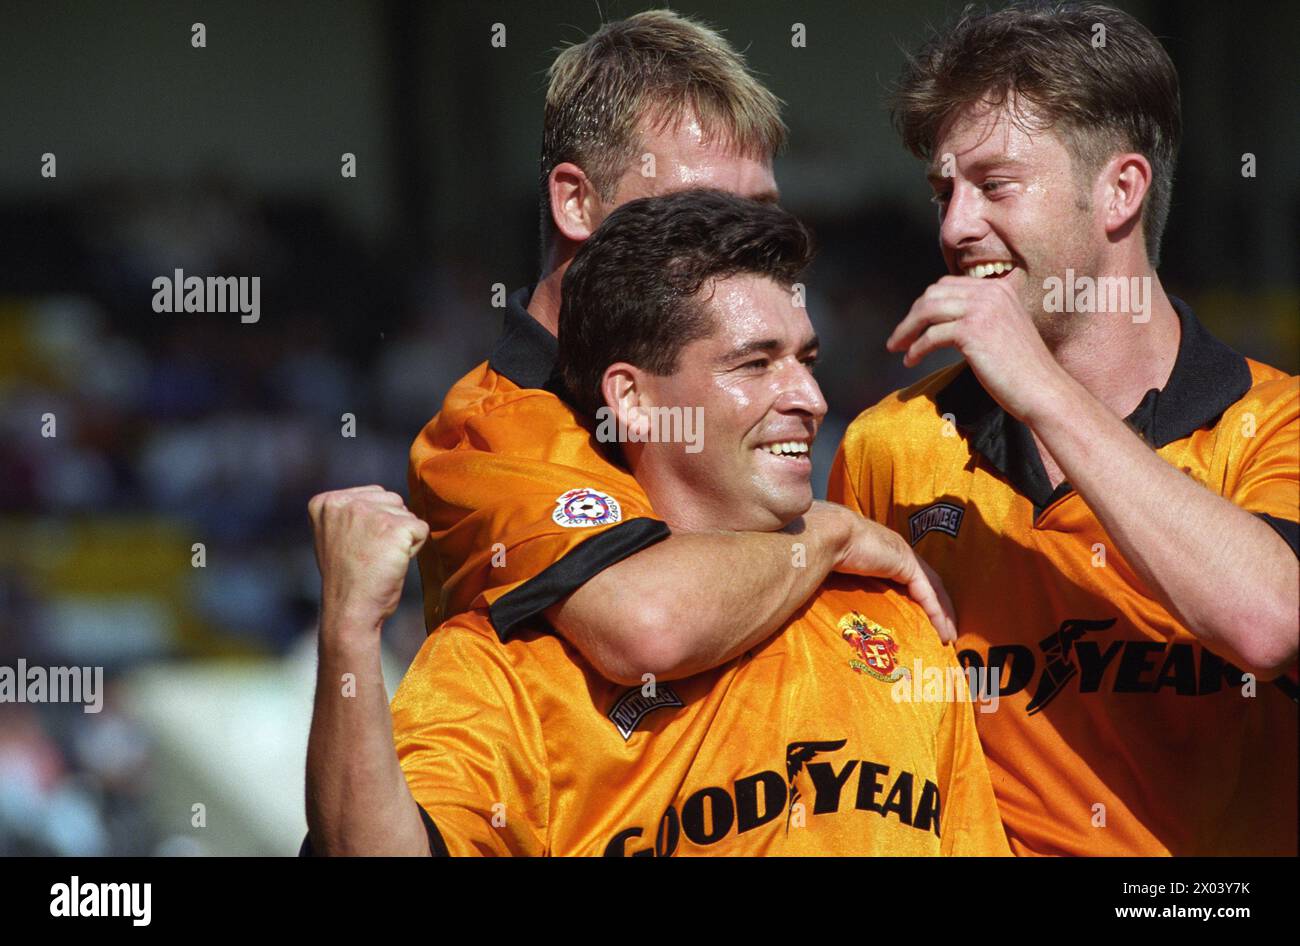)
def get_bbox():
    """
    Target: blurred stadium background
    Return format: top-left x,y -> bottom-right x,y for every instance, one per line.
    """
0,0 -> 1295,855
